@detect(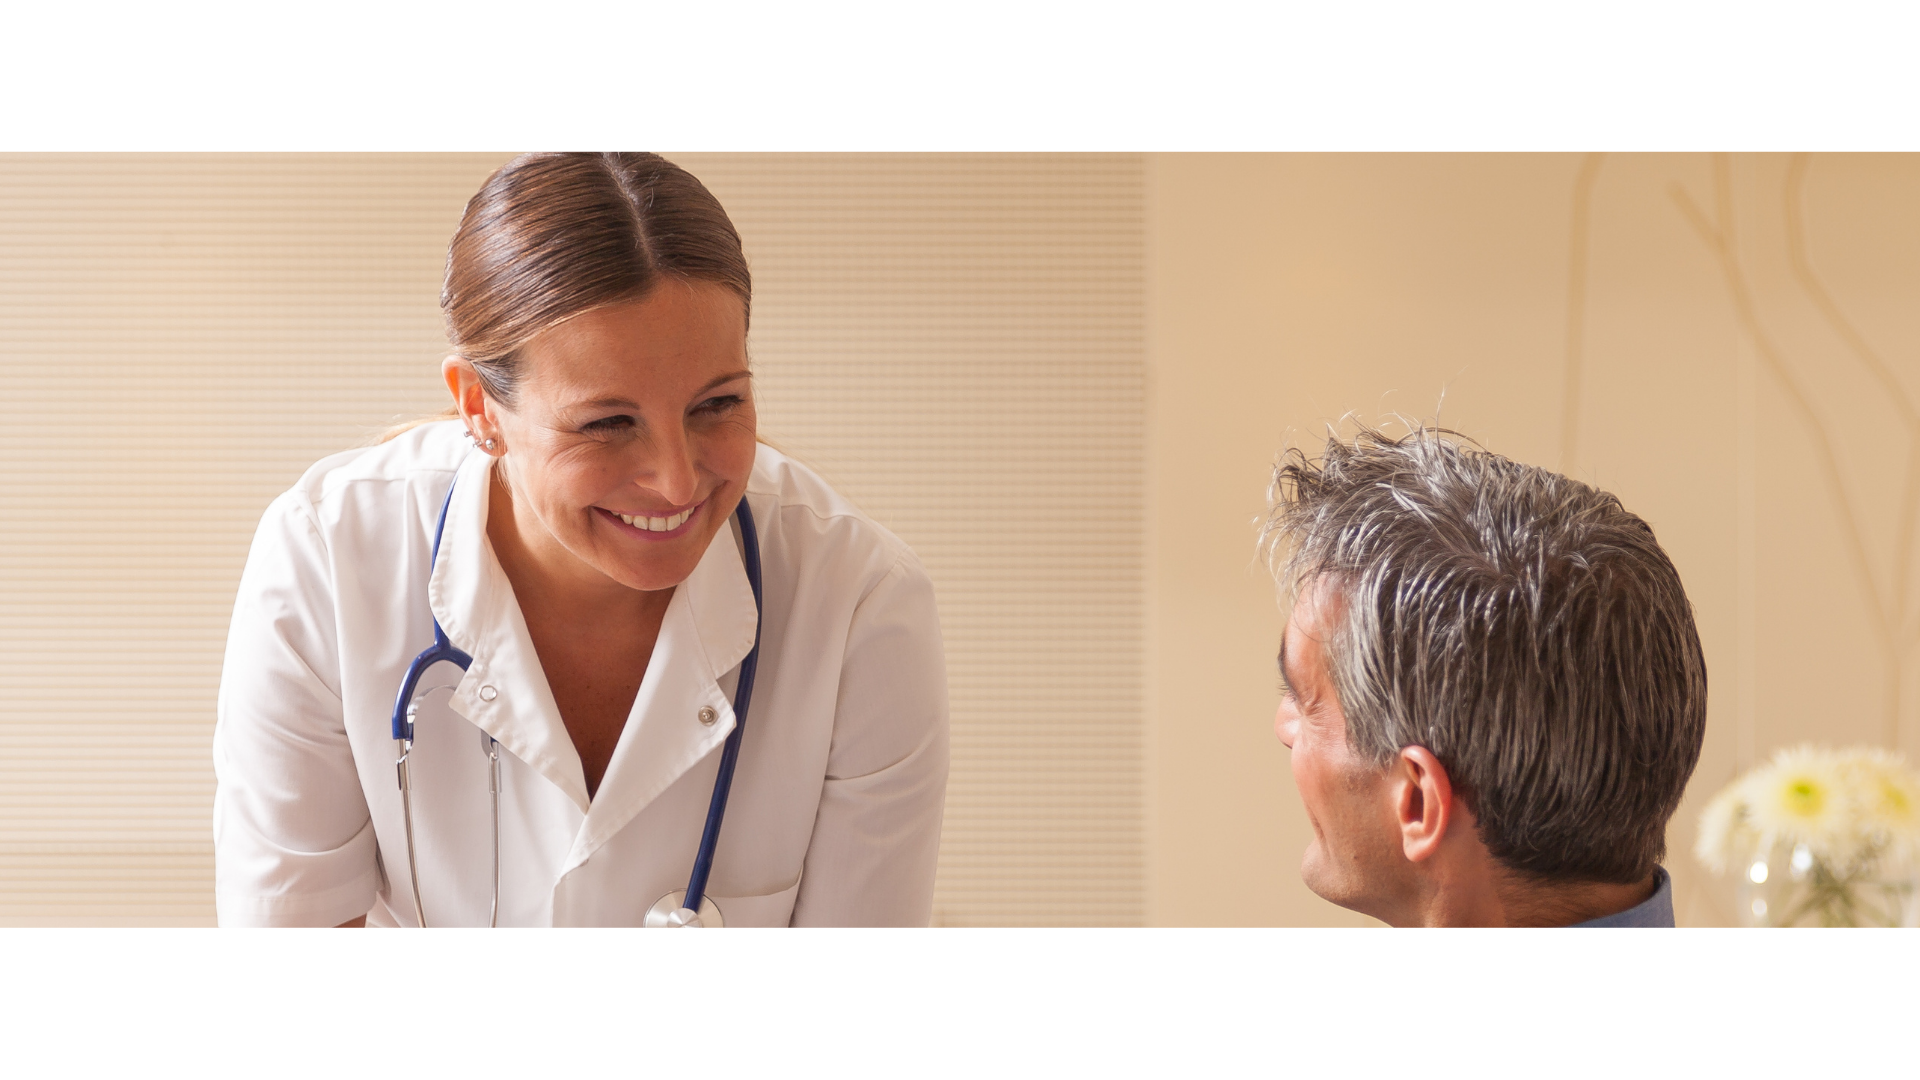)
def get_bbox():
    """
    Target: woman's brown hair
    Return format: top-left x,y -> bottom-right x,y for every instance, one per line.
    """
384,151 -> 751,438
